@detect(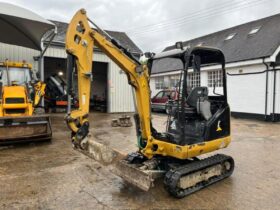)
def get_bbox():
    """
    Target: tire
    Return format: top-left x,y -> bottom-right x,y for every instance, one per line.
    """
165,103 -> 172,114
165,106 -> 170,114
